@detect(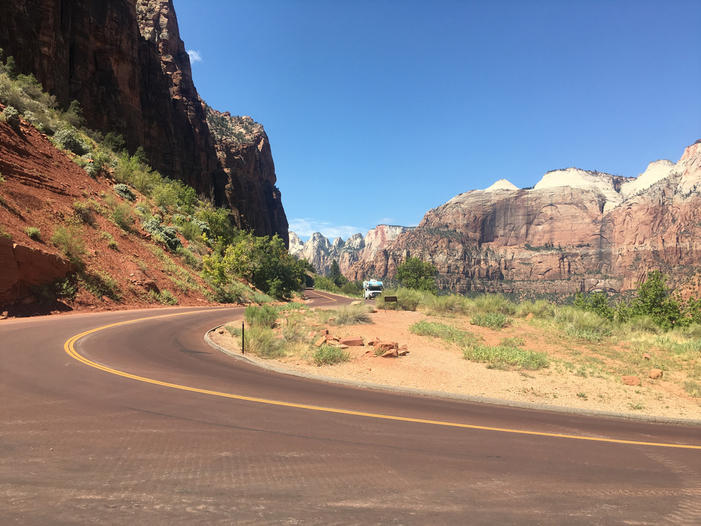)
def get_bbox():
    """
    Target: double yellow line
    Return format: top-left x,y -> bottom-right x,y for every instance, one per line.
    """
64,310 -> 701,450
